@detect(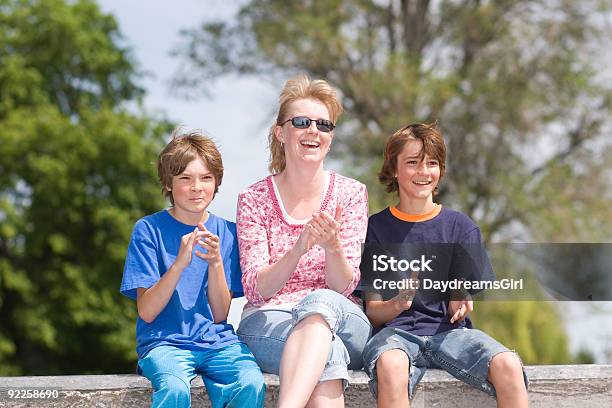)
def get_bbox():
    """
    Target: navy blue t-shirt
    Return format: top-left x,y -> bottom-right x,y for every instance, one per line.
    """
361,205 -> 494,335
120,210 -> 243,358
